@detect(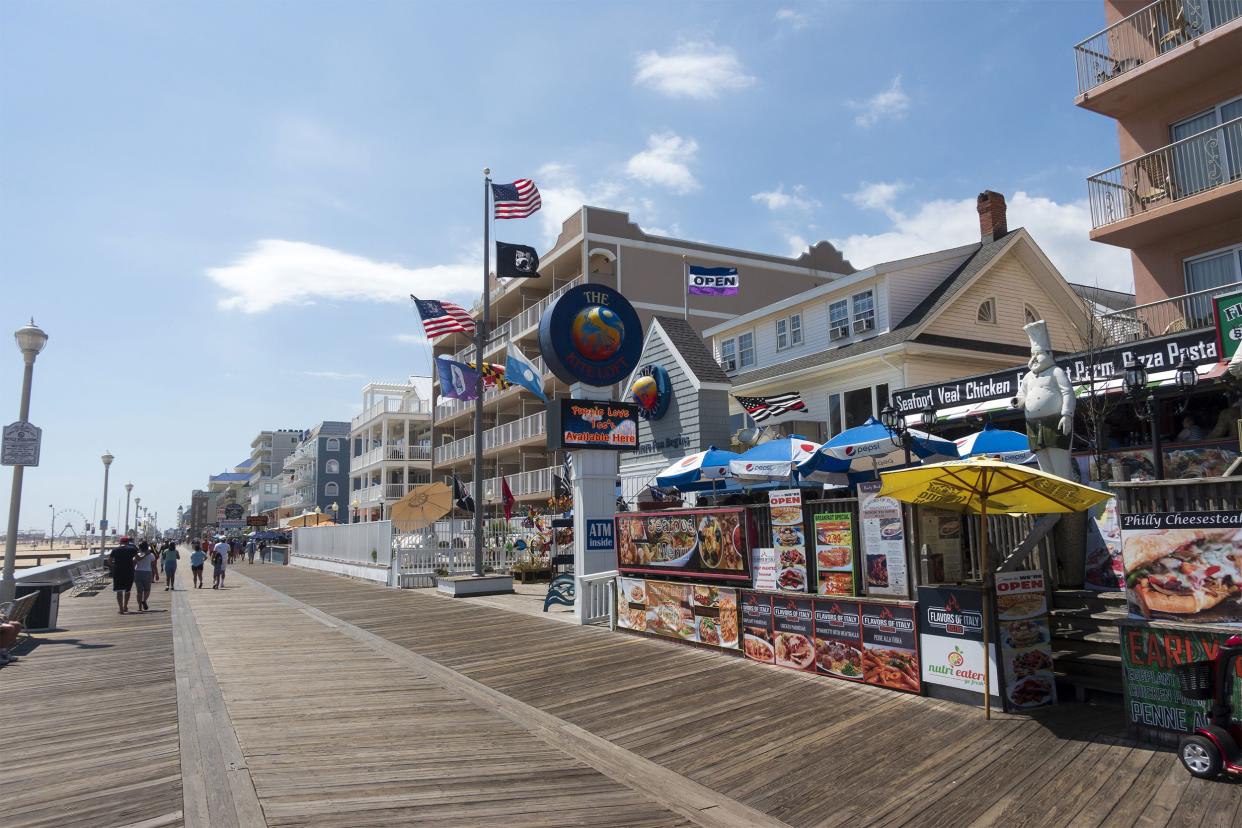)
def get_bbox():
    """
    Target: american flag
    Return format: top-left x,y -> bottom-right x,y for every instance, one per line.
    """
410,295 -> 477,339
491,179 -> 542,219
736,393 -> 808,423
